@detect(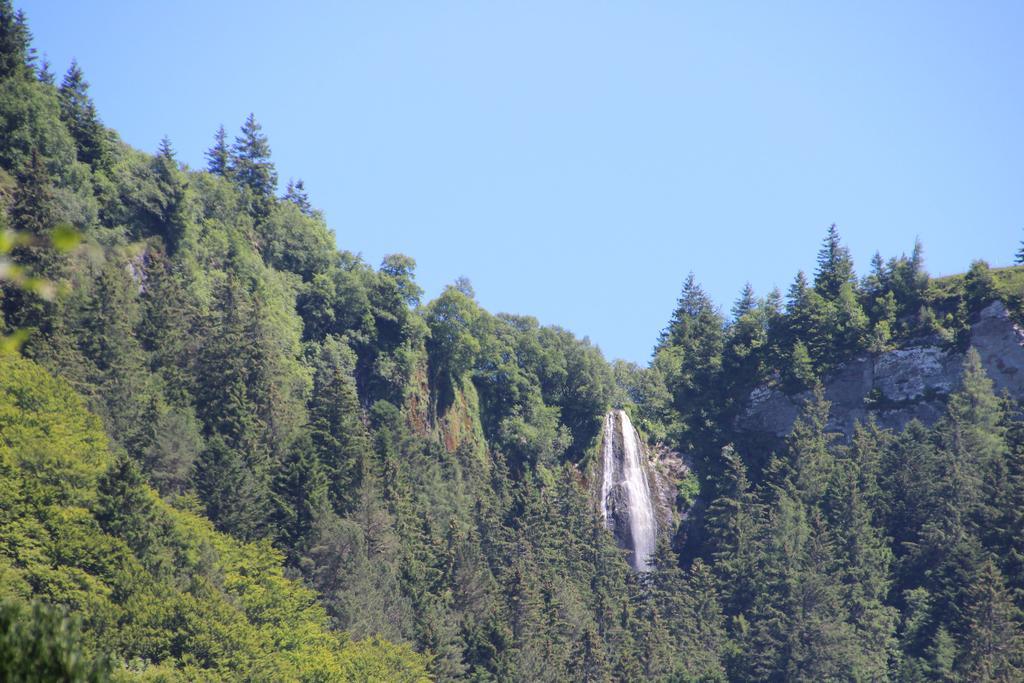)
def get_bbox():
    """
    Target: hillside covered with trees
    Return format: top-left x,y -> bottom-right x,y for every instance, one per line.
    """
3,4 -> 1024,681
